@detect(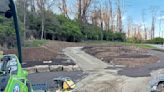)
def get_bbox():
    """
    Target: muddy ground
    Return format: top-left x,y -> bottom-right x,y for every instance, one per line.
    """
3,41 -> 79,62
5,40 -> 156,68
3,41 -> 80,68
83,45 -> 159,68
28,71 -> 87,91
22,54 -> 76,68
